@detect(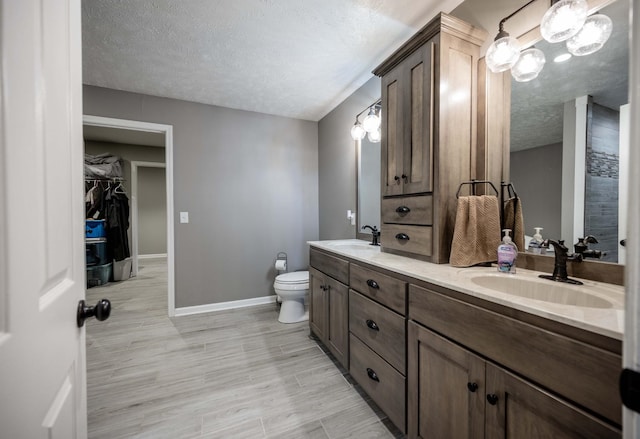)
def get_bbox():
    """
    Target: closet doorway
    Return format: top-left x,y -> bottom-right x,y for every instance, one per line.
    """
82,115 -> 176,316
